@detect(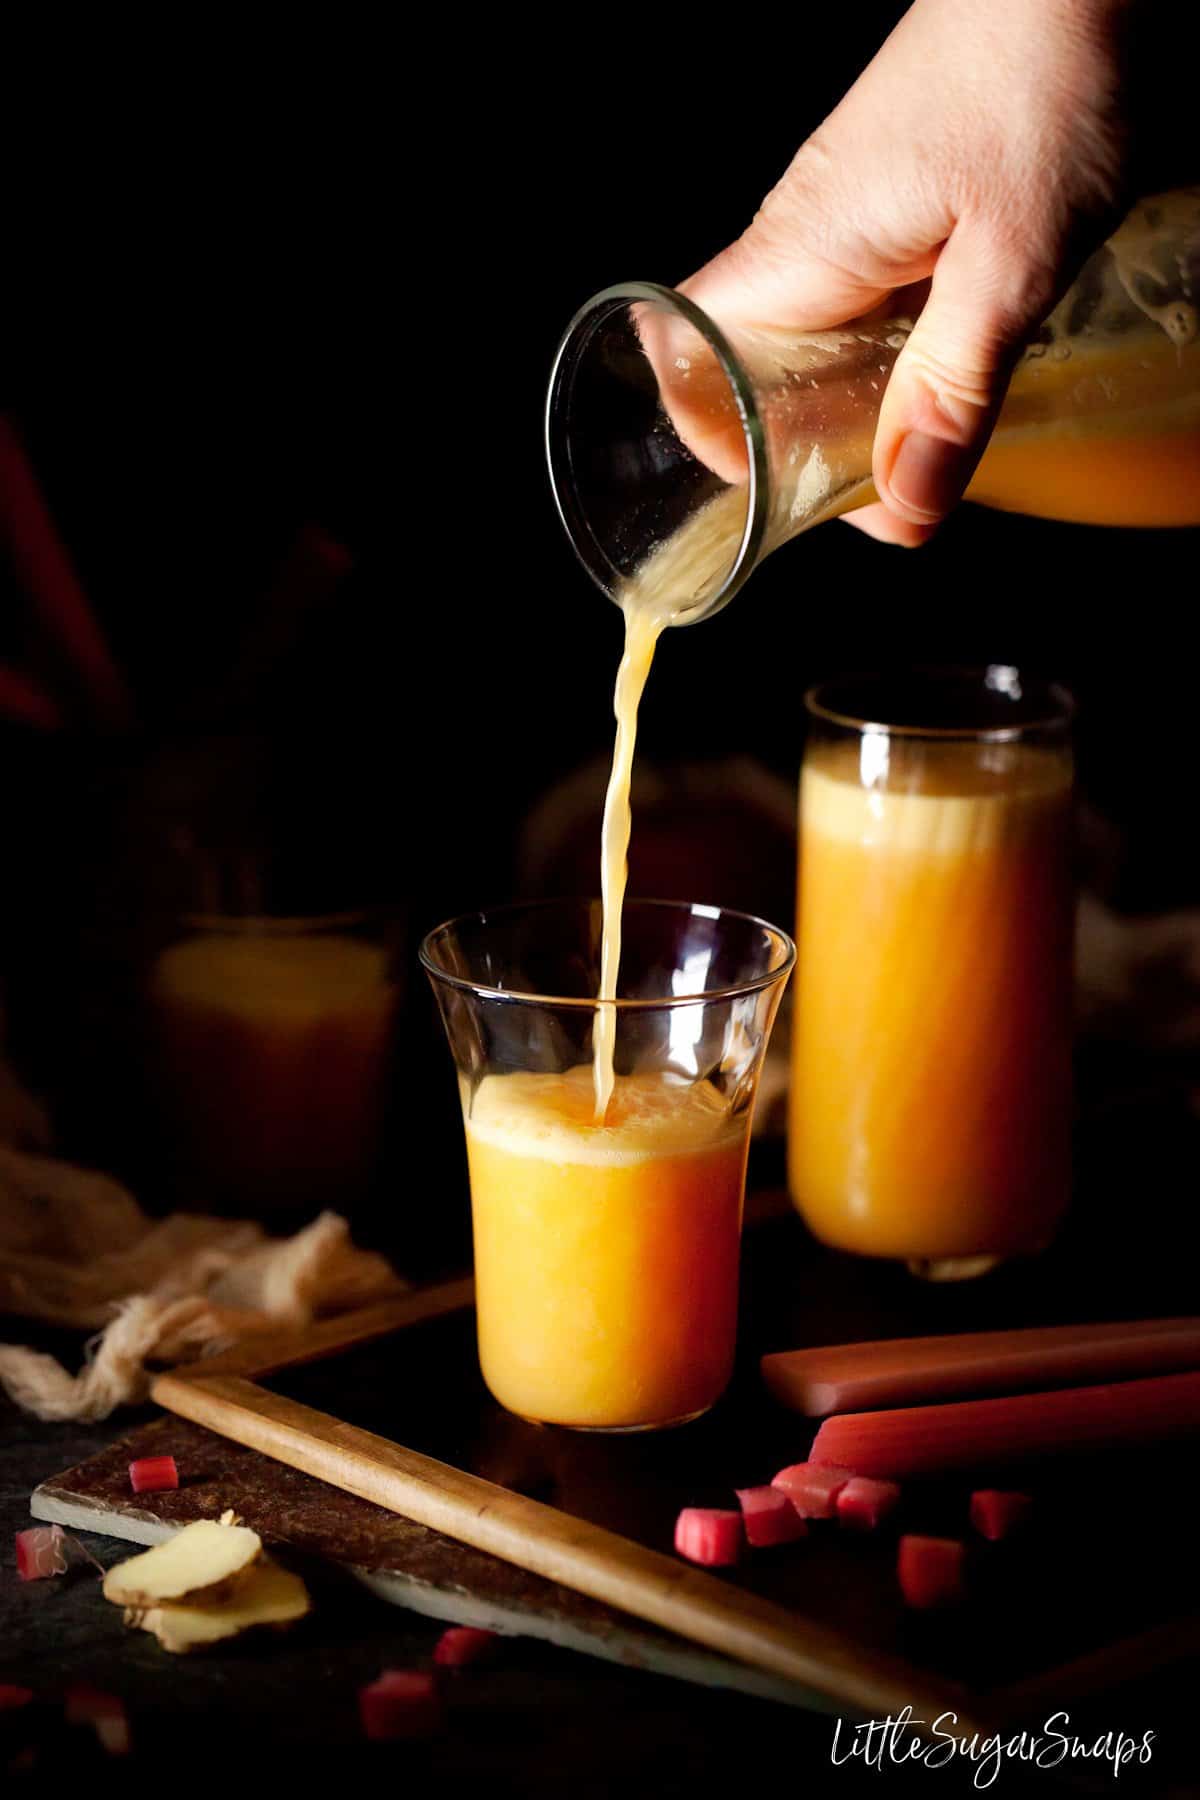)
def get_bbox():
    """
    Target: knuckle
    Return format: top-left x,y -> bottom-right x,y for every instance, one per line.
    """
901,339 -> 1000,429
752,131 -> 926,292
748,134 -> 844,266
